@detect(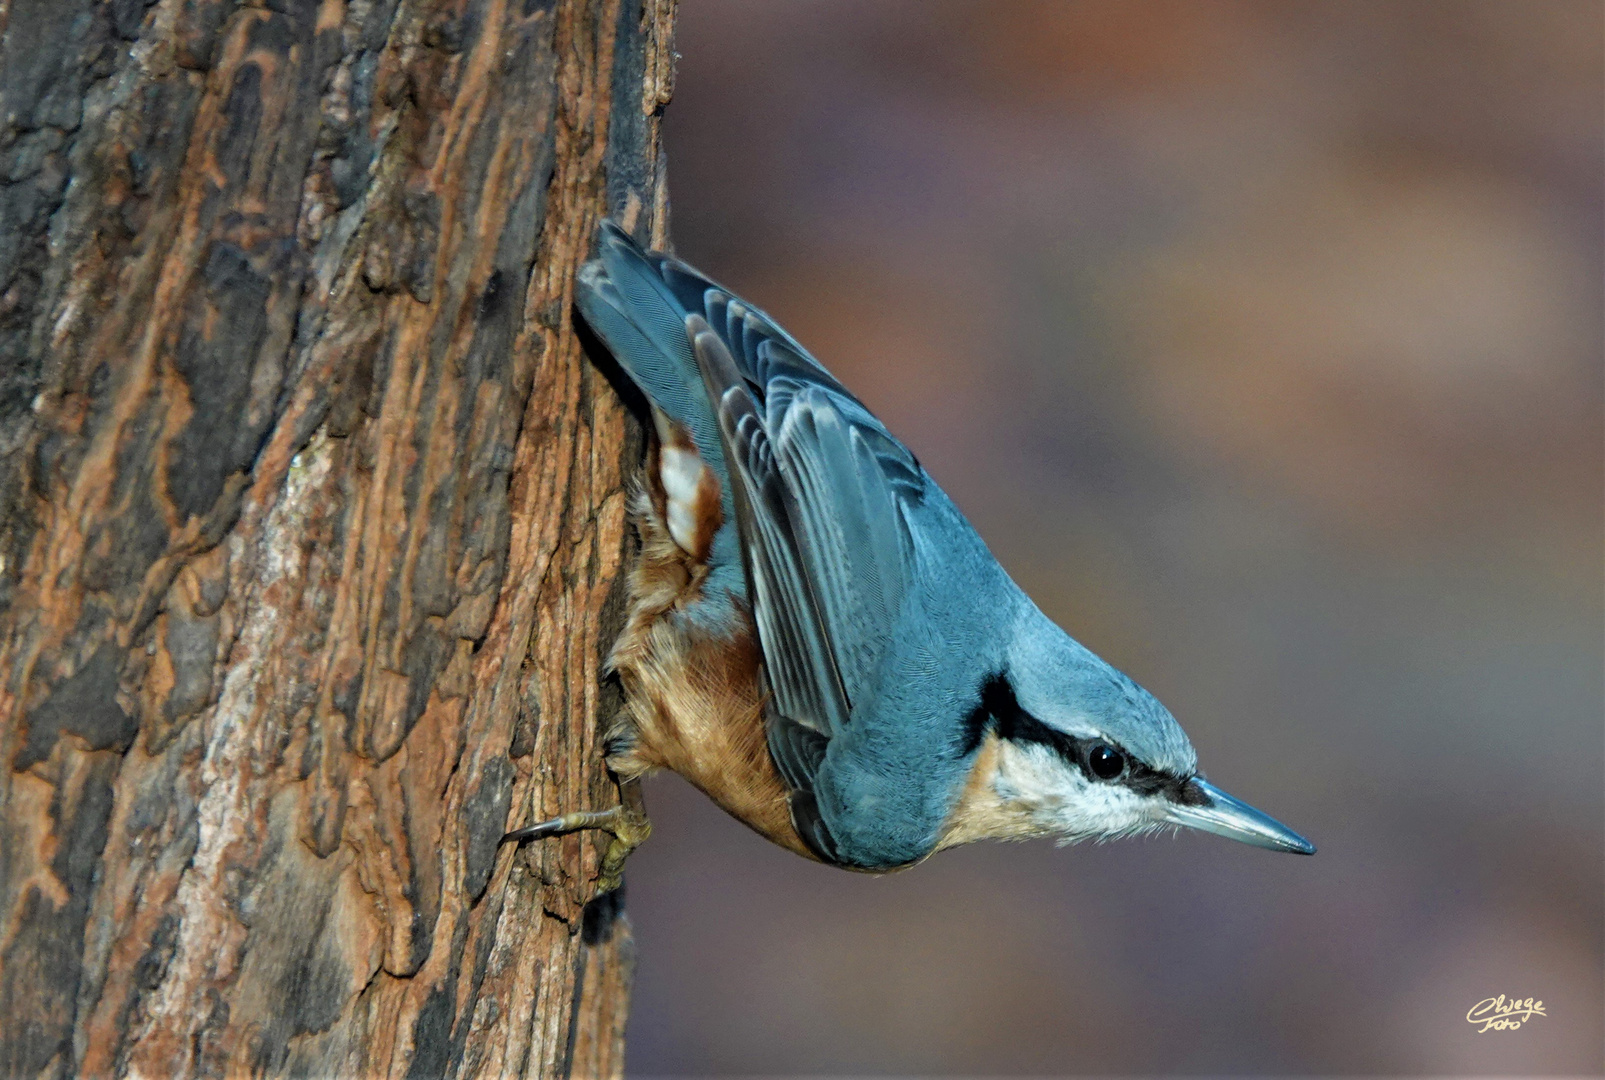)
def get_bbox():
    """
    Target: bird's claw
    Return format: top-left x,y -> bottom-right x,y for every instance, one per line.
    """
501,781 -> 651,894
